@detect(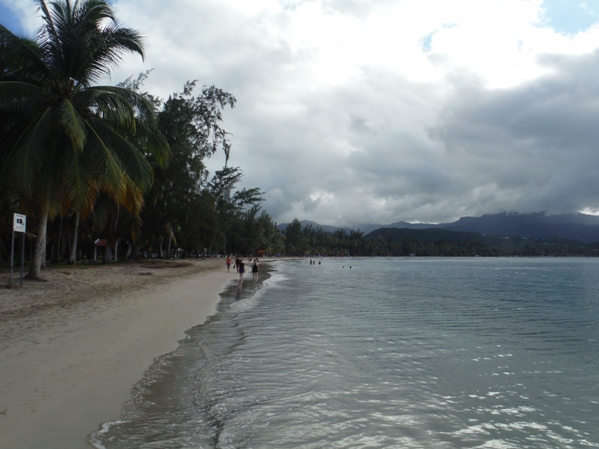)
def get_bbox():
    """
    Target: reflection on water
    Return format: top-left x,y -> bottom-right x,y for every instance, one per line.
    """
91,258 -> 599,449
